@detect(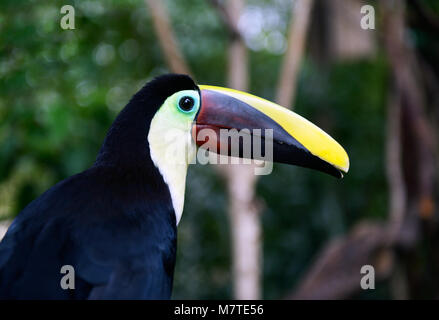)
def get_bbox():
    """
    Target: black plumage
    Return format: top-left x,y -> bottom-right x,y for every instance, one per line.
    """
0,74 -> 198,299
